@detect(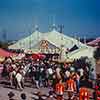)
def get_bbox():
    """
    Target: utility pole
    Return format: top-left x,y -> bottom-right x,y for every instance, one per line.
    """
84,36 -> 86,44
74,33 -> 77,40
28,30 -> 32,49
58,24 -> 64,33
49,15 -> 57,31
34,25 -> 39,31
51,24 -> 57,31
78,36 -> 80,46
58,25 -> 64,41
2,29 -> 7,42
